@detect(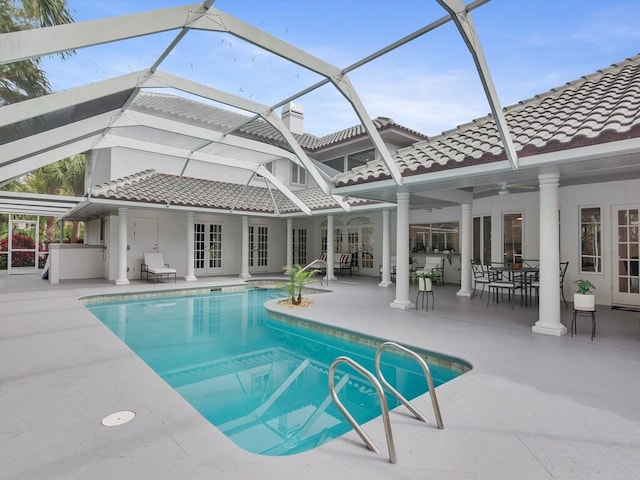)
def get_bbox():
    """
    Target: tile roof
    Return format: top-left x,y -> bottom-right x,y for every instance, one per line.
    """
334,54 -> 640,187
130,92 -> 424,151
90,169 -> 377,214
